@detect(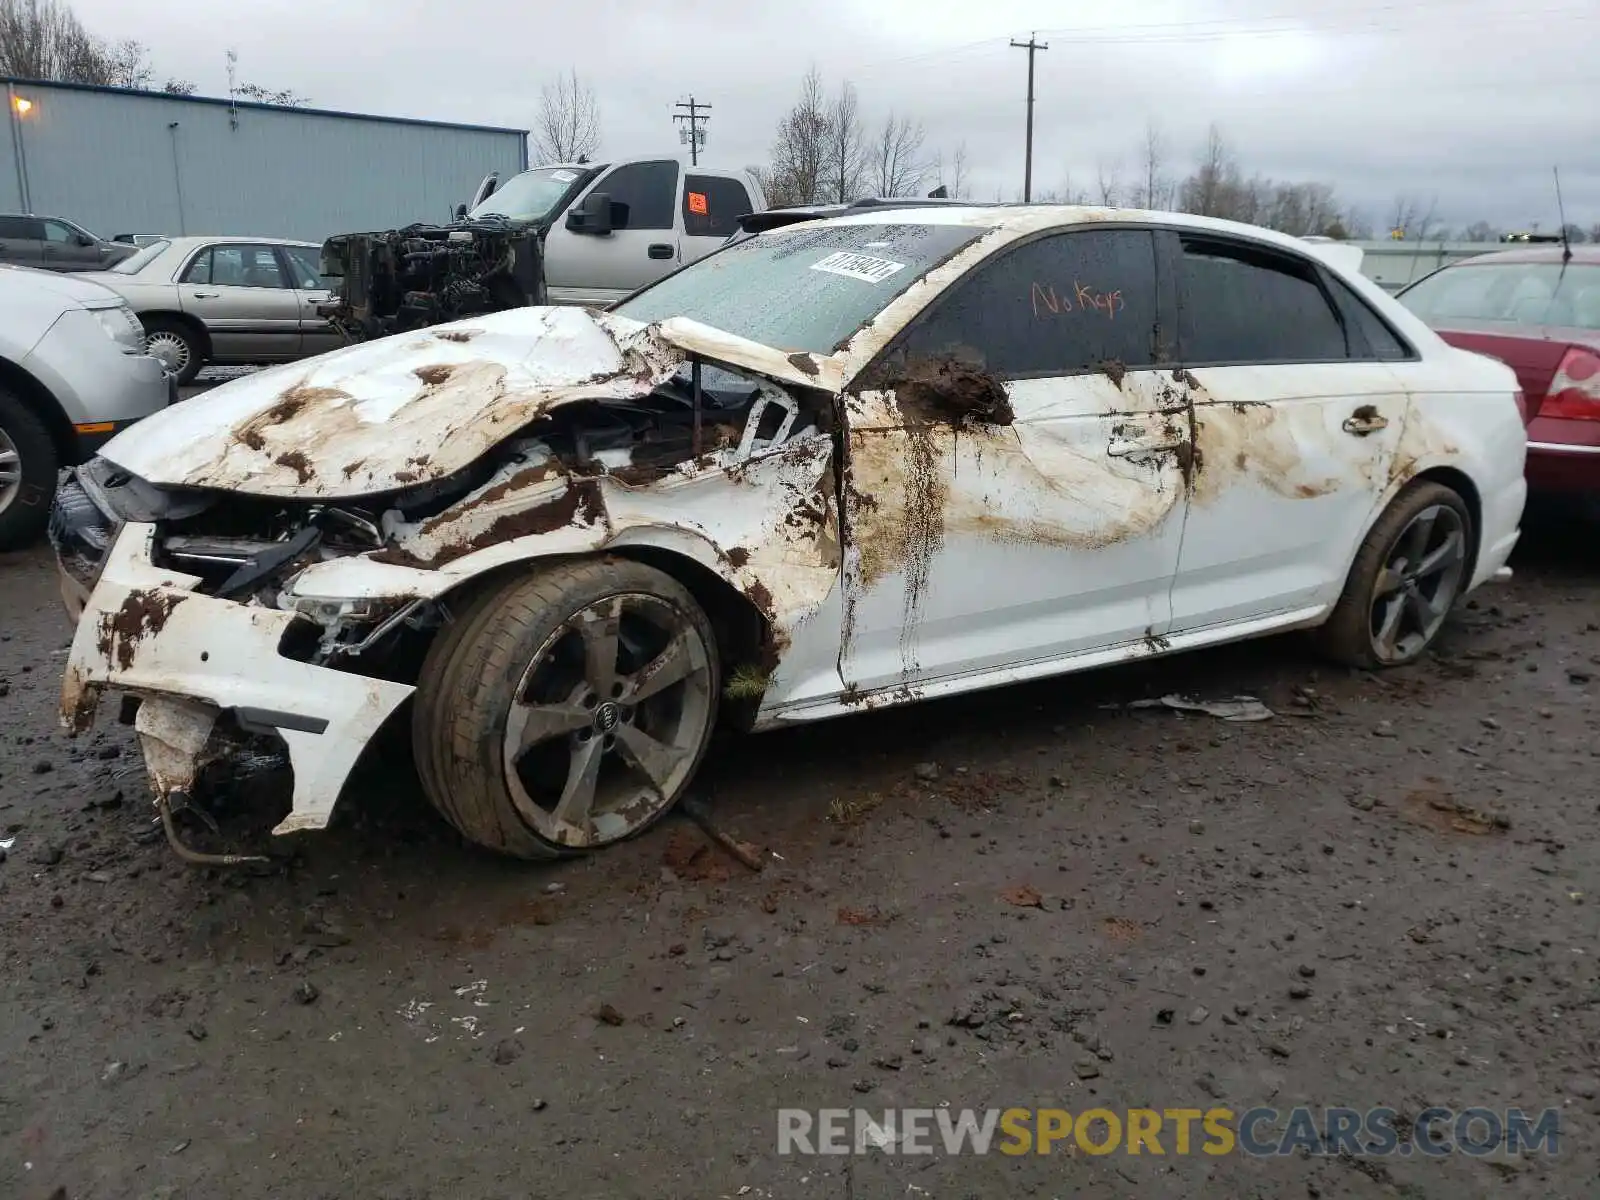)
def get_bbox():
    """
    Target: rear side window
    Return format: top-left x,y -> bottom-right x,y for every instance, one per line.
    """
683,174 -> 752,239
1326,275 -> 1414,360
1179,238 -> 1349,363
896,229 -> 1163,378
0,215 -> 42,239
598,160 -> 678,231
